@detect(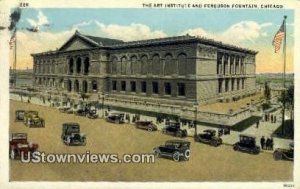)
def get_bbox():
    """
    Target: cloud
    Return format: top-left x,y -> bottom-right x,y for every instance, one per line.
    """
182,21 -> 273,45
27,10 -> 49,27
95,21 -> 167,41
